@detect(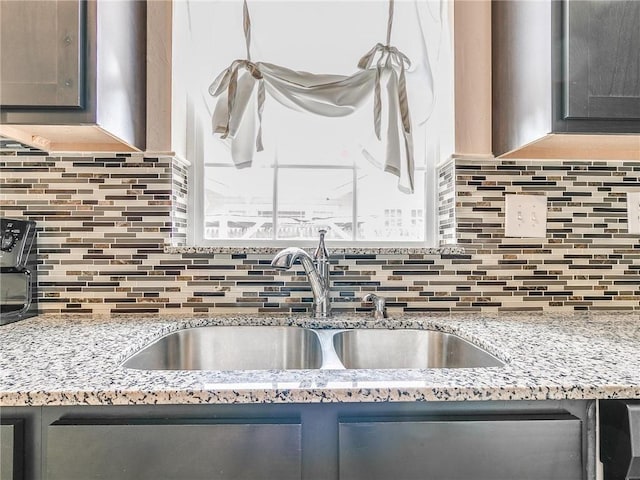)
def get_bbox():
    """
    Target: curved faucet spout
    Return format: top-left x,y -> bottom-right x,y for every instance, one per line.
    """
271,247 -> 312,270
271,246 -> 331,318
271,247 -> 324,300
